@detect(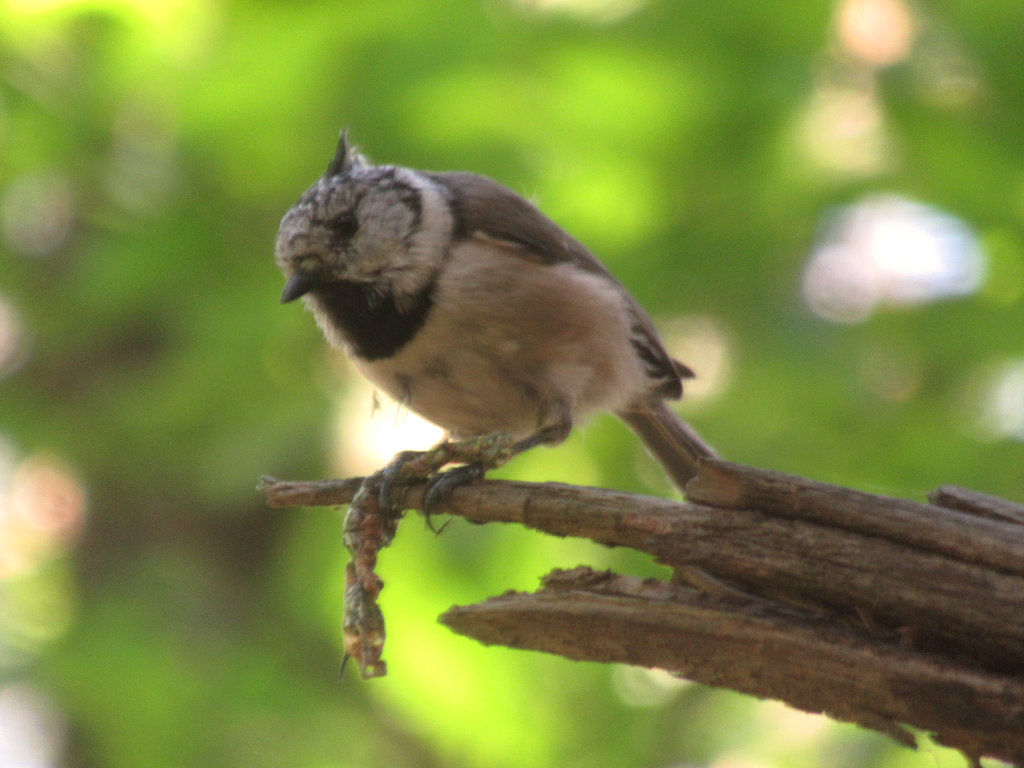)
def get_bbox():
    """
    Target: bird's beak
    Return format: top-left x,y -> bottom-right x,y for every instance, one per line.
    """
280,273 -> 317,304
